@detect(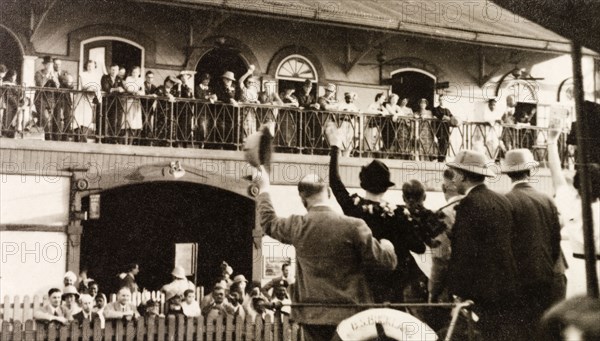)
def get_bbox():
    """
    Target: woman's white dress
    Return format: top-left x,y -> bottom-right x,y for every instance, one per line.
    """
73,71 -> 100,130
123,76 -> 145,130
